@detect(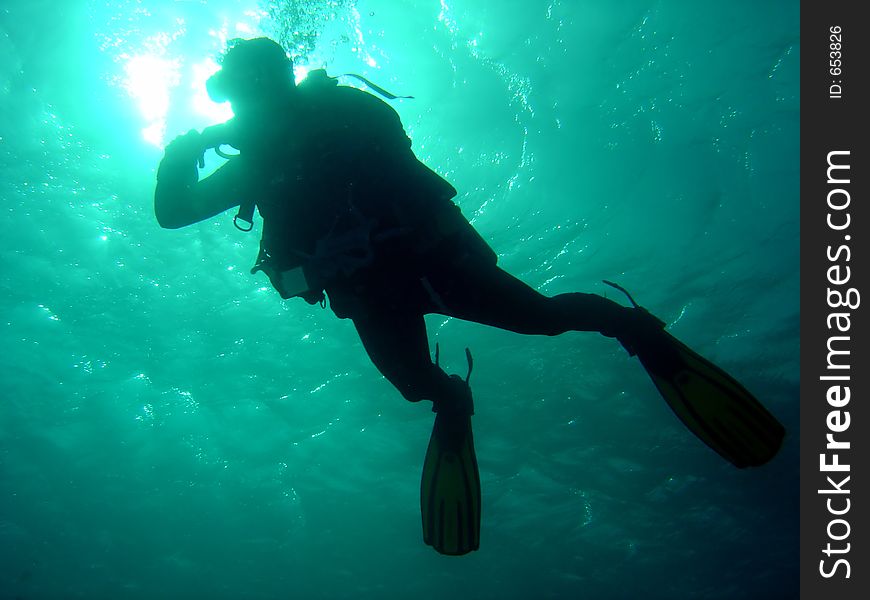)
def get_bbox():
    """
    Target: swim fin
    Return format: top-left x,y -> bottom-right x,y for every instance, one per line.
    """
421,375 -> 481,555
604,281 -> 785,468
